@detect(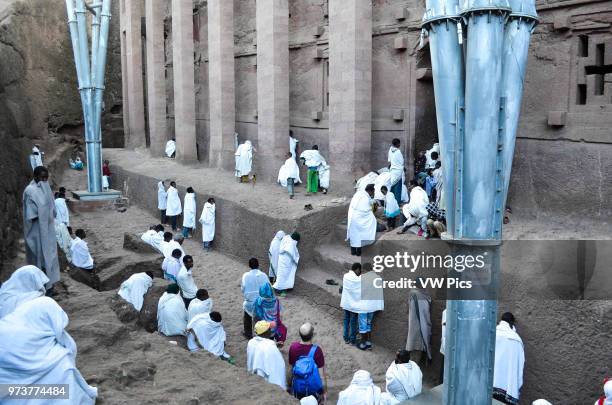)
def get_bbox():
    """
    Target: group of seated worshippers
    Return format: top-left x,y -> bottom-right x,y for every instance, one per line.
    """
0,266 -> 97,403
141,224 -> 165,253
